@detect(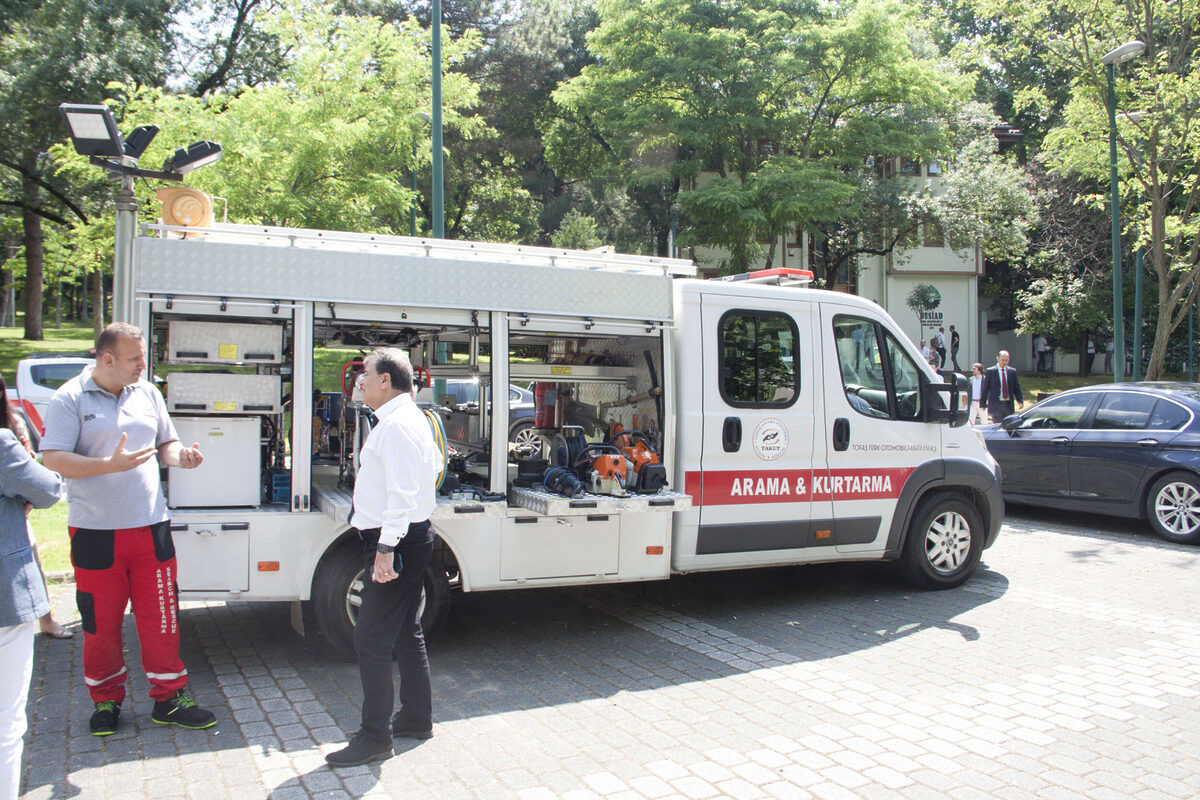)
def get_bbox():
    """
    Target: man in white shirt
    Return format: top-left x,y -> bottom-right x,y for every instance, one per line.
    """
326,348 -> 442,768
